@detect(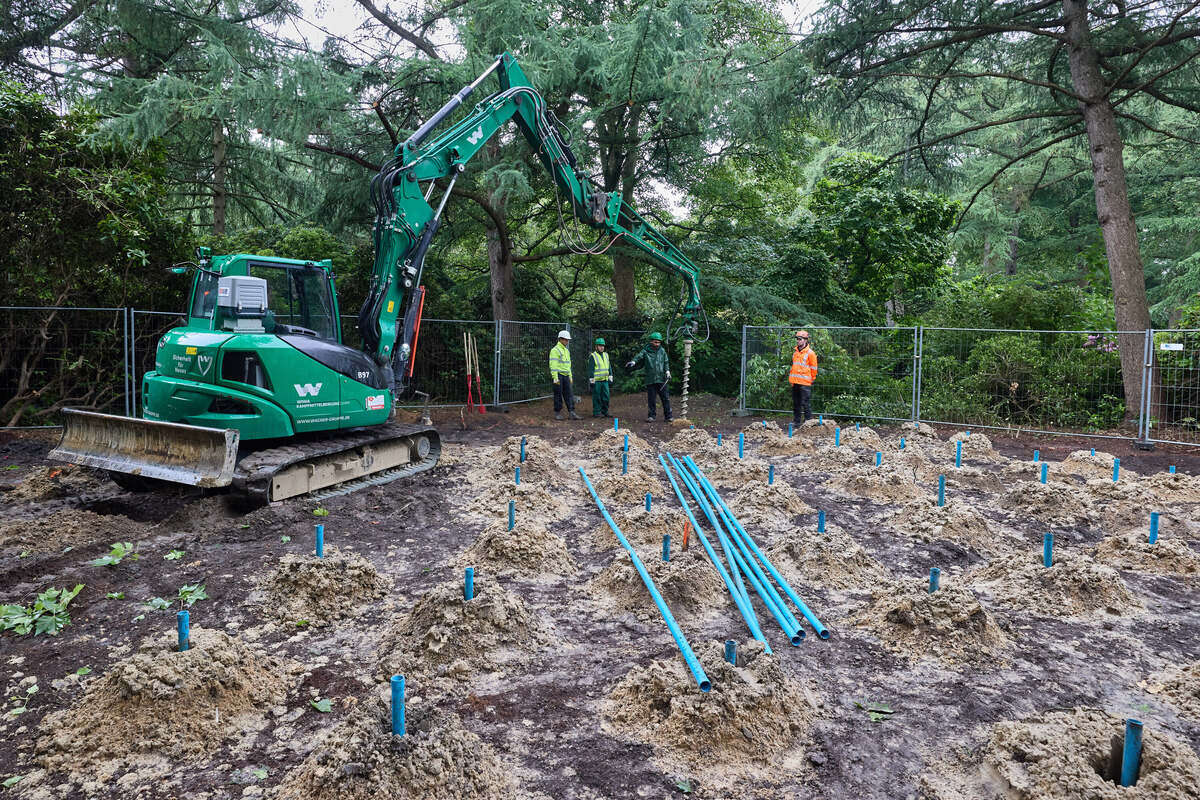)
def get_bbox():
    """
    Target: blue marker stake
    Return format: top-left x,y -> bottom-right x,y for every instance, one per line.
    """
177,610 -> 189,652
1113,458 -> 1120,483
817,510 -> 826,533
520,437 -> 526,462
955,440 -> 962,468
614,417 -> 619,431
724,640 -> 737,665
1120,719 -> 1143,787
515,466 -> 520,485
1149,512 -> 1160,544
507,500 -> 515,531
762,420 -> 767,427
965,430 -> 971,437
662,534 -> 671,562
645,493 -> 652,512
1091,447 -> 1095,456
938,475 -> 946,507
875,451 -> 882,467
835,427 -> 841,447
391,675 -> 406,736
1170,465 -> 1176,474
819,415 -> 824,426
738,433 -> 744,459
856,422 -> 860,431
928,567 -> 940,593
315,524 -> 324,558
623,433 -> 629,452
900,437 -> 906,450
622,451 -> 628,474
1033,449 -> 1040,462
717,433 -> 723,446
788,423 -> 794,438
1043,533 -> 1054,568
768,465 -> 775,485
1040,463 -> 1048,484
464,567 -> 474,601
